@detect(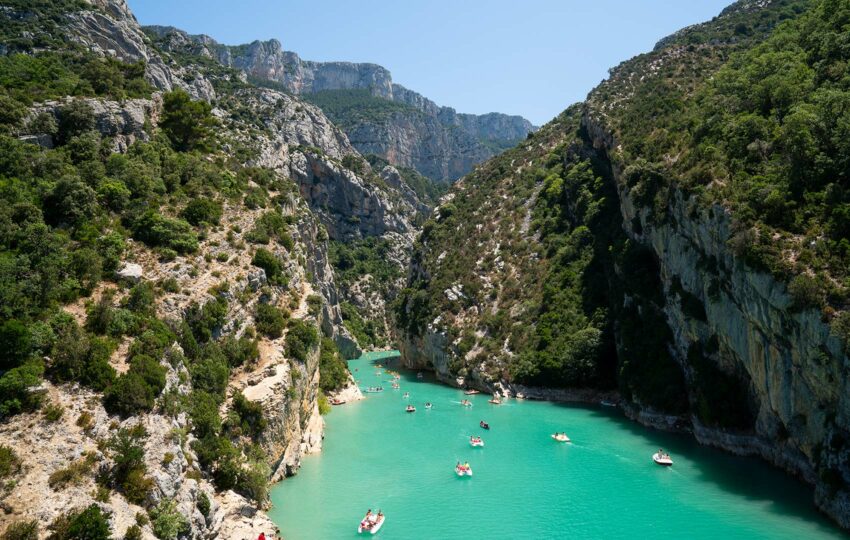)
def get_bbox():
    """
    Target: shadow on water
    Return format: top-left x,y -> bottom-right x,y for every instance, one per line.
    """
555,402 -> 848,536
